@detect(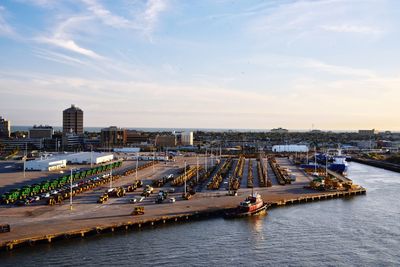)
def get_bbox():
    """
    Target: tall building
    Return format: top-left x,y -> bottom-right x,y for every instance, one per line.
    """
101,126 -> 127,148
63,104 -> 83,135
0,116 -> 11,138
